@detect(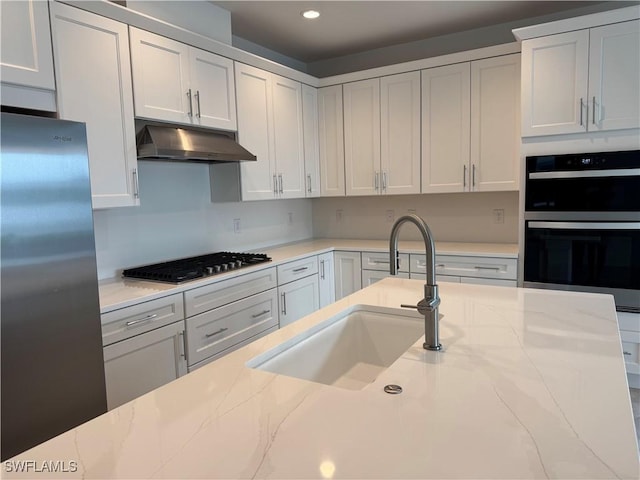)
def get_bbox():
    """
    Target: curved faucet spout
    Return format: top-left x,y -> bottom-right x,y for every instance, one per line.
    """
389,214 -> 442,351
